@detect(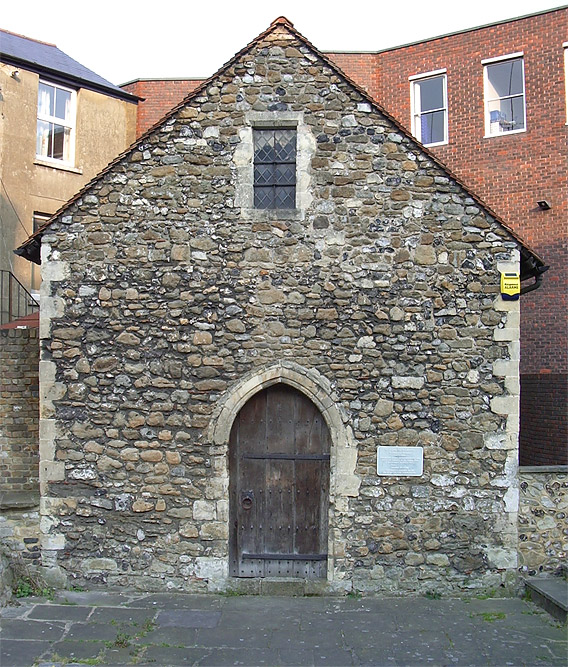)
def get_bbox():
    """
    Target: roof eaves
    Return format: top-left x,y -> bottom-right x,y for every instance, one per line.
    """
120,77 -> 207,86
0,52 -> 140,103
